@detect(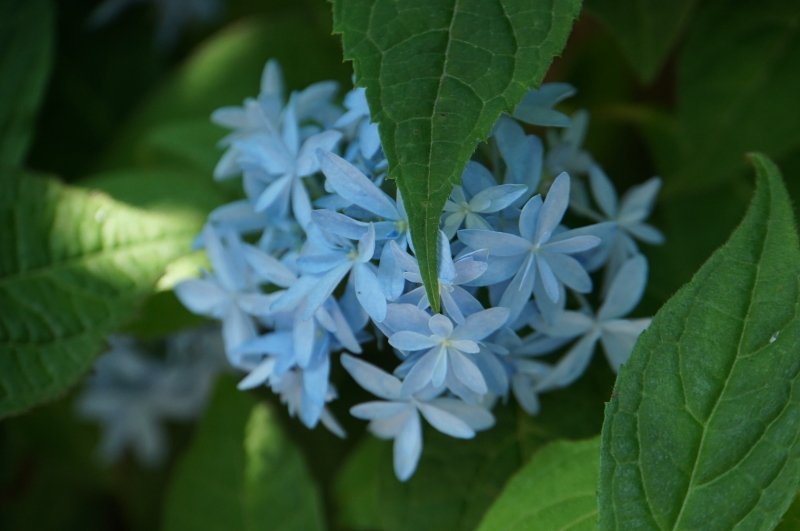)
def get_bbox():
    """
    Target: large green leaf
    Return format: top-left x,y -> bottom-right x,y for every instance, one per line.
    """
331,0 -> 582,311
477,437 -> 600,531
0,173 -> 199,418
335,356 -> 614,531
584,0 -> 696,82
163,378 -> 326,531
665,0 -> 800,196
599,153 -> 800,530
0,0 -> 54,167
